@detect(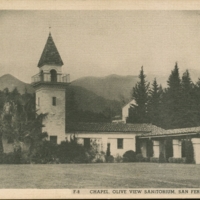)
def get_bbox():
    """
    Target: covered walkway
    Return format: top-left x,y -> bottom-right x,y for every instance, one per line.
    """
137,126 -> 200,164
